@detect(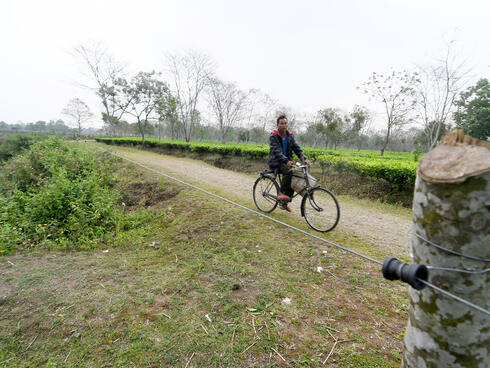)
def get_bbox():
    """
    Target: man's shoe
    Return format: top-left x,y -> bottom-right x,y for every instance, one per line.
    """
285,204 -> 292,213
277,193 -> 290,201
279,203 -> 292,213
